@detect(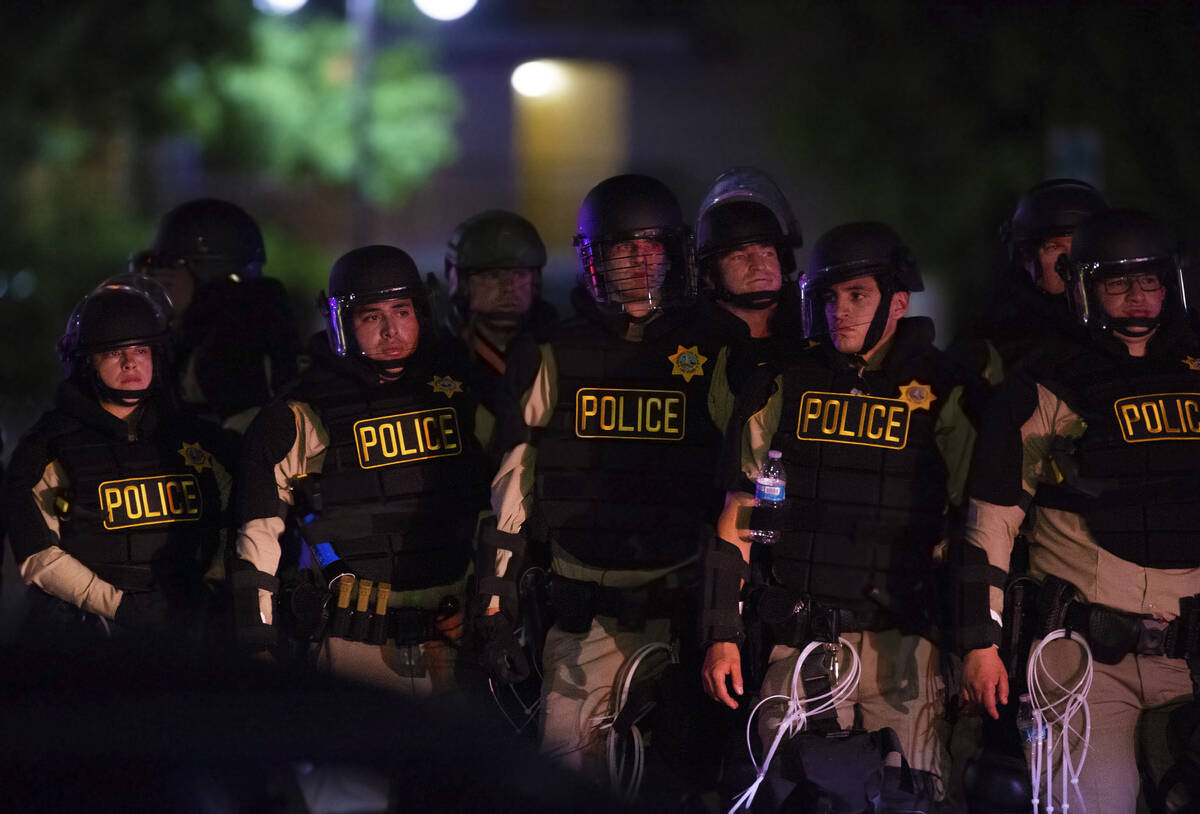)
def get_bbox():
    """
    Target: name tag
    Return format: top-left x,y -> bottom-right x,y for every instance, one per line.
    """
575,388 -> 686,440
99,474 -> 203,531
1114,394 -> 1200,442
354,407 -> 461,469
796,391 -> 910,449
